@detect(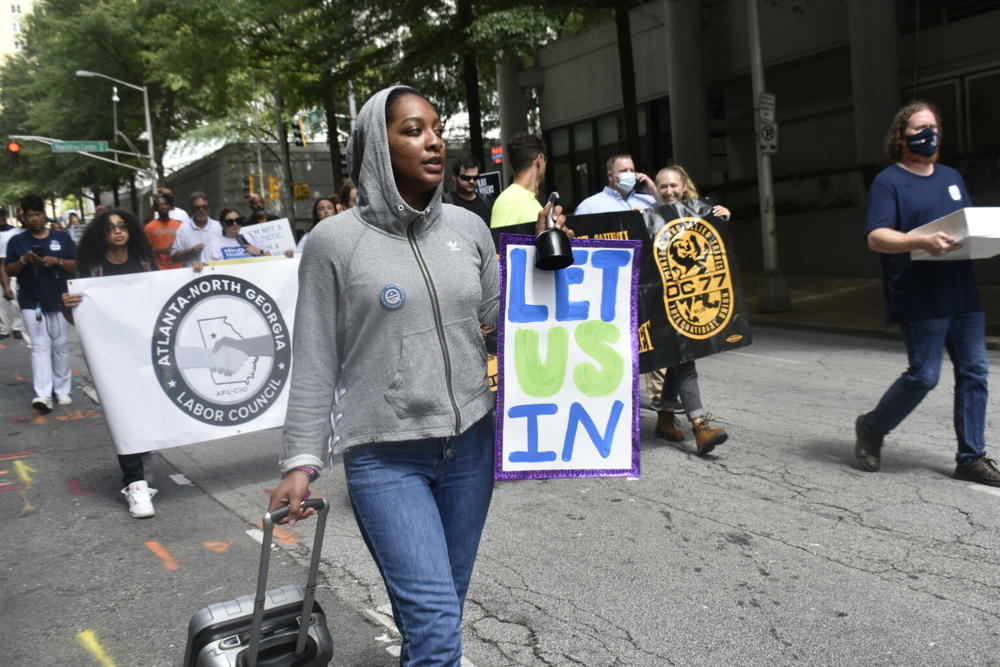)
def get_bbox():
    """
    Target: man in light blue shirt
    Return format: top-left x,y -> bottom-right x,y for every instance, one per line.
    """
574,154 -> 657,214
